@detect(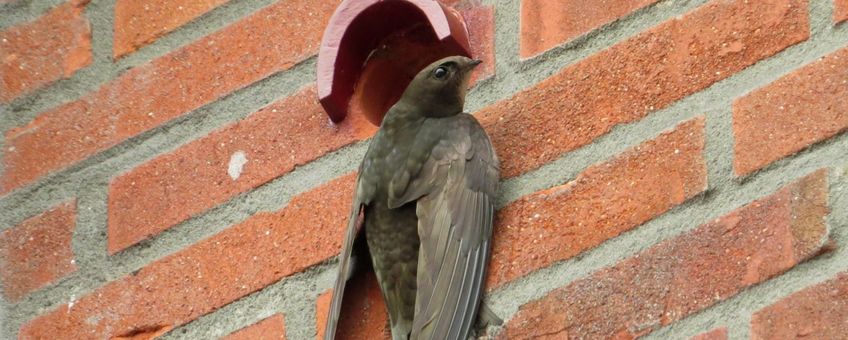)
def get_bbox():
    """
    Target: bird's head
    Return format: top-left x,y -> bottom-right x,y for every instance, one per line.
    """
397,56 -> 482,117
